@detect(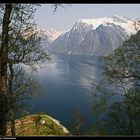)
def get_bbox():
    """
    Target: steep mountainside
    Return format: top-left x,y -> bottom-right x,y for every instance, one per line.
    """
37,28 -> 66,50
47,15 -> 140,56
